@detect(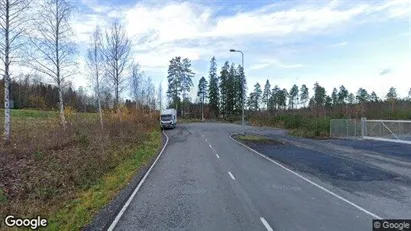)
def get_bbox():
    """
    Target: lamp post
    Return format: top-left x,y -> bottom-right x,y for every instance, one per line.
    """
229,49 -> 245,134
